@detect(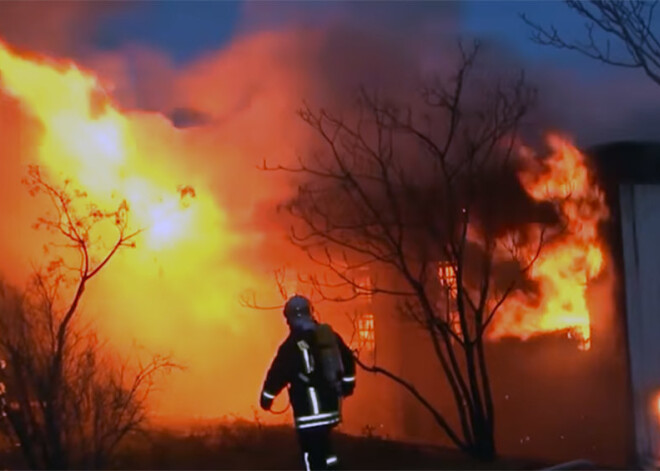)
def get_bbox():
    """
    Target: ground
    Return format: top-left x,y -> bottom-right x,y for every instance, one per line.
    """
117,421 -> 549,470
0,419 -> 568,469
